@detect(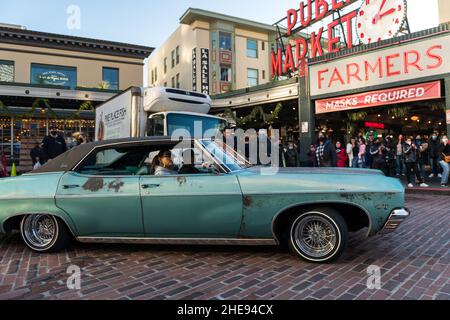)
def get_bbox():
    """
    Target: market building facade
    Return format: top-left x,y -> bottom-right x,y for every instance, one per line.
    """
147,8 -> 280,95
0,23 -> 153,172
